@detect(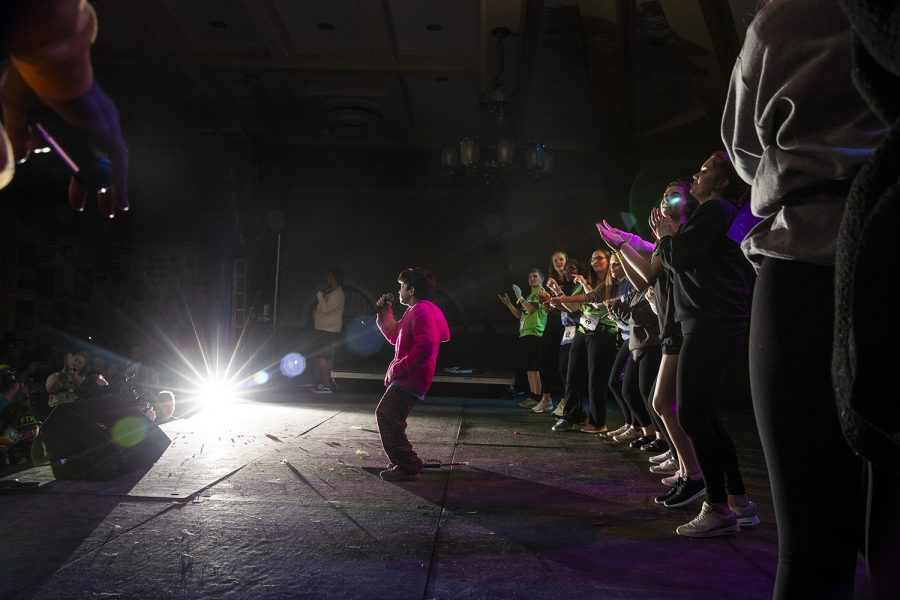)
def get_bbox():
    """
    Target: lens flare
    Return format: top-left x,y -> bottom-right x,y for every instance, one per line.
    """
253,370 -> 270,385
280,353 -> 306,378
